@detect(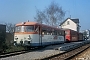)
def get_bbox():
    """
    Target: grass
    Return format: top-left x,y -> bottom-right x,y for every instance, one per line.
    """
5,45 -> 25,53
